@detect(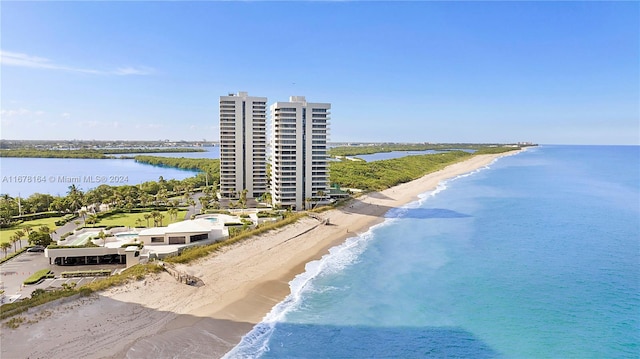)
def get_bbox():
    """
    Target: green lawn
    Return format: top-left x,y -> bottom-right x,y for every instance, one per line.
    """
0,217 -> 61,244
89,210 -> 188,228
0,210 -> 190,245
